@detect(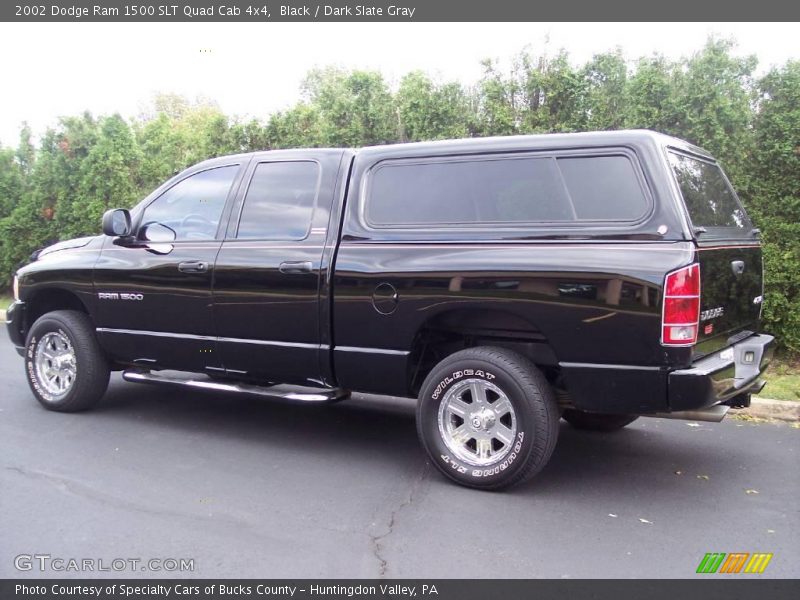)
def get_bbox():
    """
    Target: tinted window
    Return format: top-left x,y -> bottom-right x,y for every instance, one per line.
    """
557,156 -> 649,220
141,166 -> 238,241
668,152 -> 749,229
366,154 -> 648,226
237,161 -> 319,240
